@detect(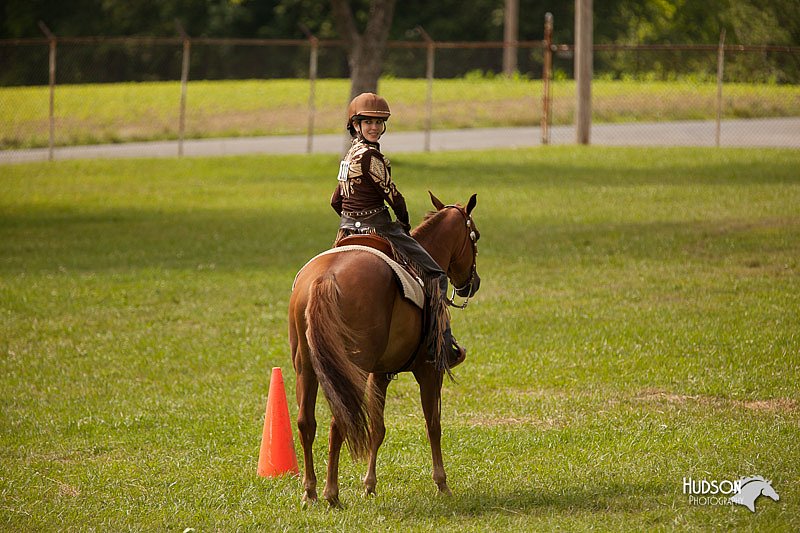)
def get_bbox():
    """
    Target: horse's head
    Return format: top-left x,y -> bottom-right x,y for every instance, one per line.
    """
762,481 -> 780,502
427,191 -> 481,306
731,477 -> 780,512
